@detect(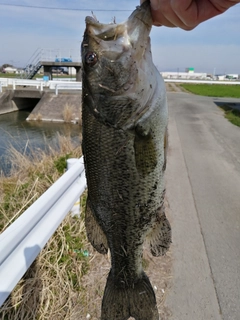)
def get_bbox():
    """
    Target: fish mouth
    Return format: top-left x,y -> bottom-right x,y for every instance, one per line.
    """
83,1 -> 152,59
